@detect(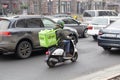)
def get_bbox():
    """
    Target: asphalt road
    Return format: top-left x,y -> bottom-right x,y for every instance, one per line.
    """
0,37 -> 120,80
